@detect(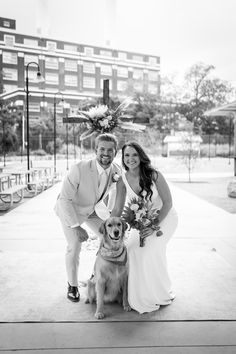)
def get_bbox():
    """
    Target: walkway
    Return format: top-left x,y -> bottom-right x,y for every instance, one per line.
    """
0,179 -> 236,353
